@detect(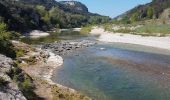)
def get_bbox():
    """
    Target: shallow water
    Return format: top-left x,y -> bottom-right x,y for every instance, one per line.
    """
21,31 -> 87,44
52,42 -> 170,100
